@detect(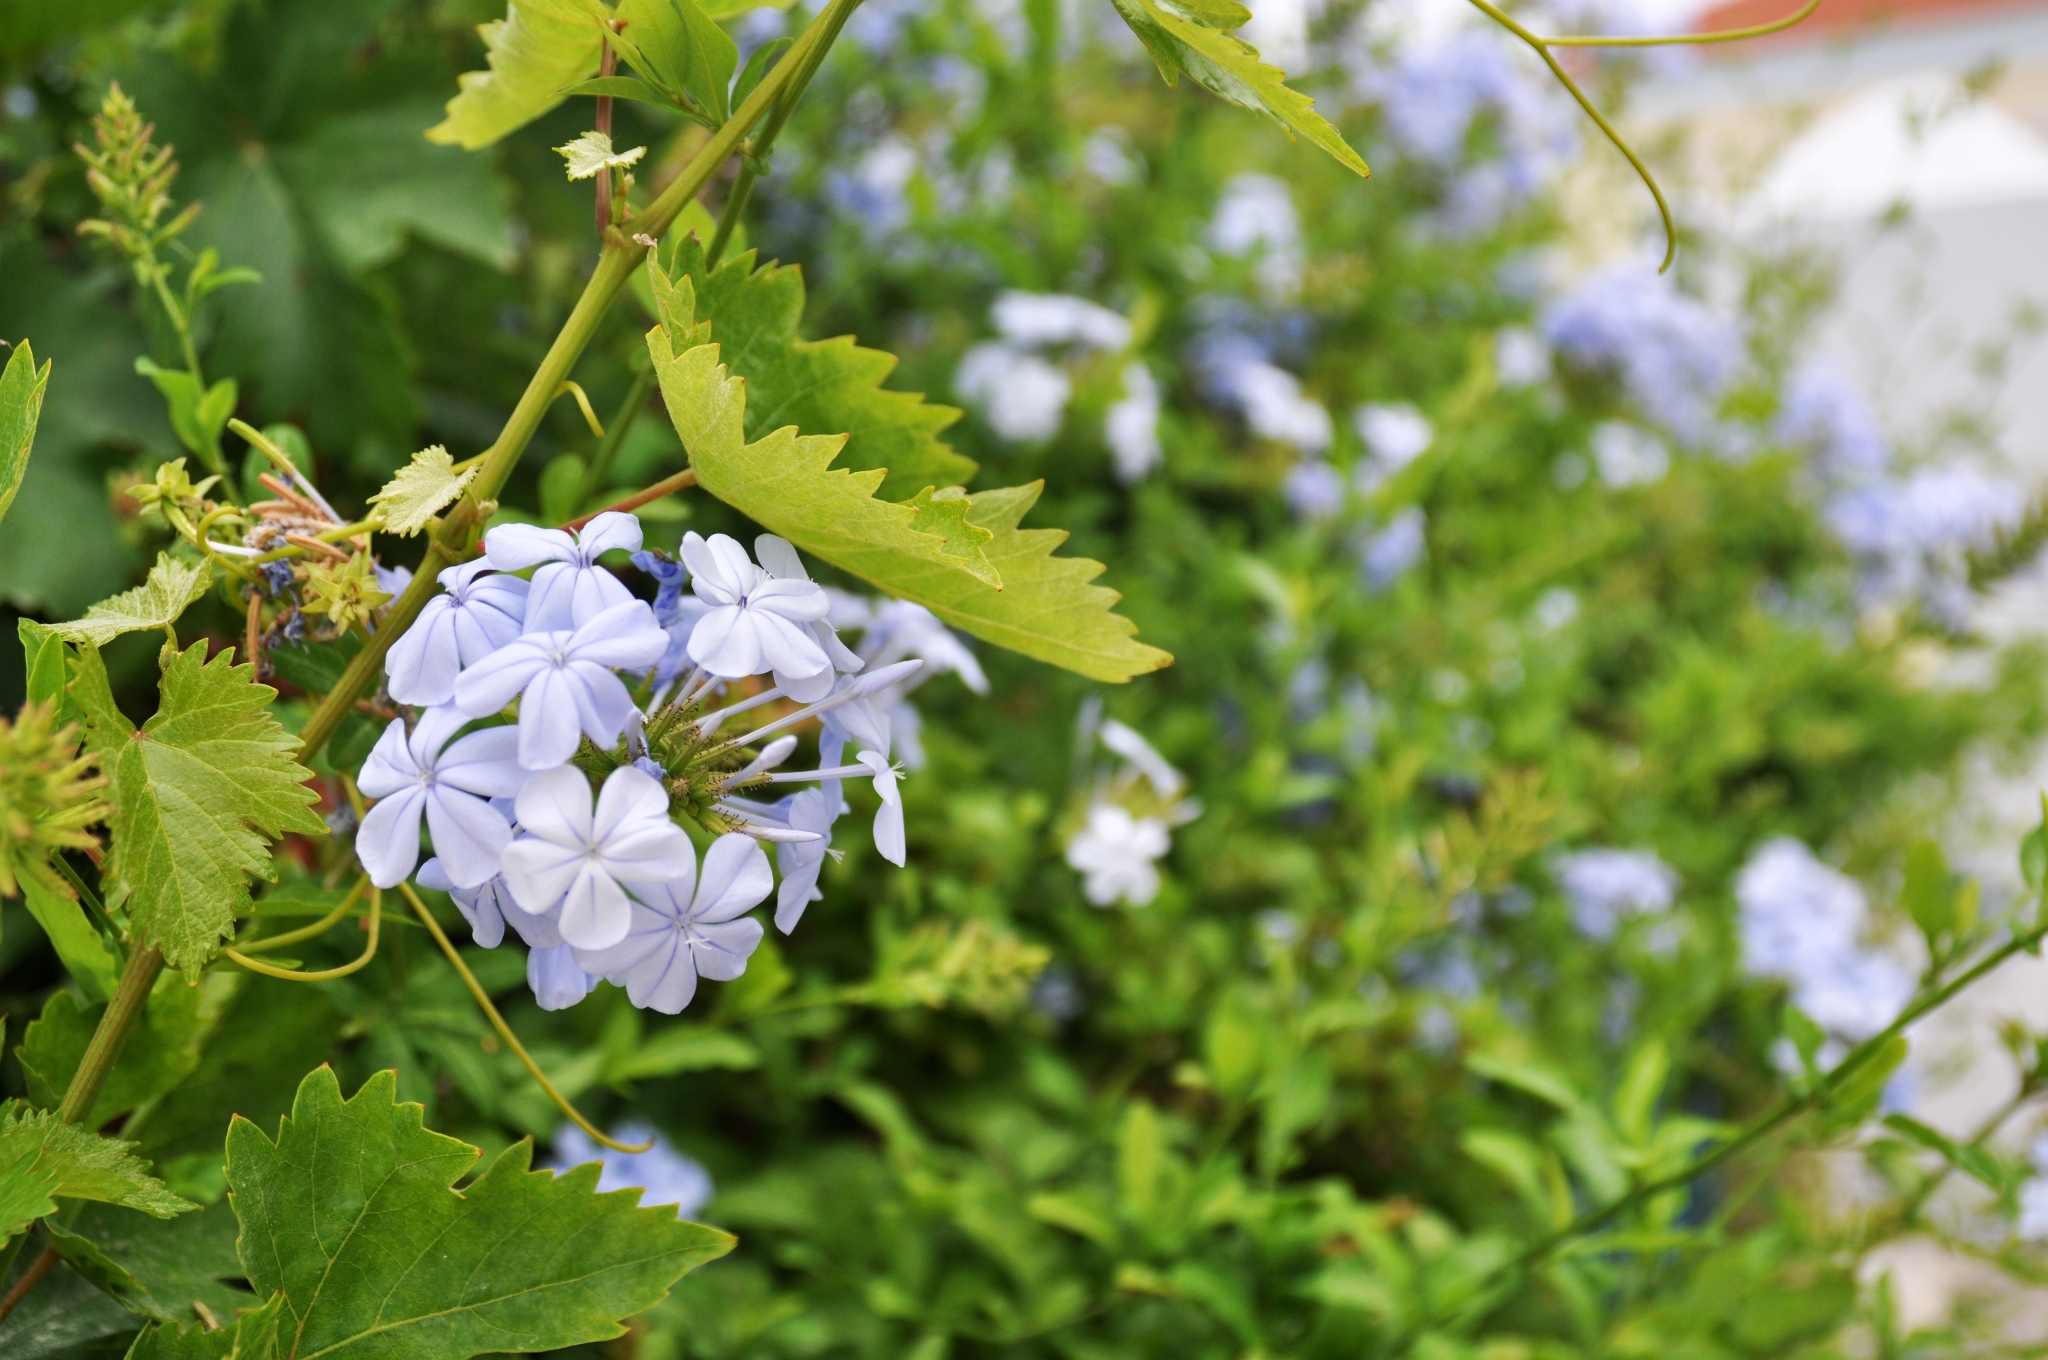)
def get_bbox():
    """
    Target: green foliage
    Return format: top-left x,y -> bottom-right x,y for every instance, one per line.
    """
0,338 -> 49,529
225,1066 -> 733,1358
650,266 -> 1173,681
367,444 -> 474,536
72,640 -> 325,974
613,0 -> 740,125
428,0 -> 605,151
19,981 -> 214,1127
